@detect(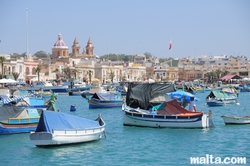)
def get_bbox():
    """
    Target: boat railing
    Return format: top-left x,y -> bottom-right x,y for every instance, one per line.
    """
8,117 -> 40,124
52,127 -> 105,135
